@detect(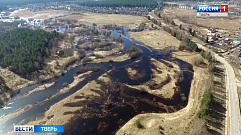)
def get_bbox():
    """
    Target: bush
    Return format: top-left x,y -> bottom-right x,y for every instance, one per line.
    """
159,125 -> 164,135
77,42 -> 112,51
200,50 -> 215,63
58,50 -> 65,57
164,48 -> 171,56
57,48 -> 74,58
76,66 -> 102,75
82,58 -> 92,64
181,38 -> 198,52
127,45 -> 143,59
62,82 -> 69,87
148,75 -> 171,90
95,54 -> 104,59
208,63 -> 215,73
79,54 -> 85,59
181,95 -> 187,102
193,56 -> 204,66
198,89 -> 212,119
109,60 -> 114,63
178,41 -> 193,52
148,80 -> 156,89
136,120 -> 144,129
